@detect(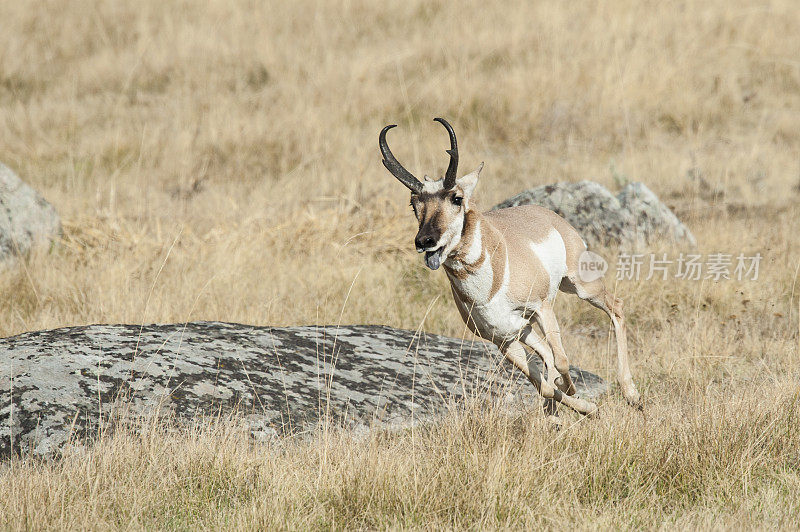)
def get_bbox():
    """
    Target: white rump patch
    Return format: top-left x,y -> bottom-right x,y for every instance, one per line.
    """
530,230 -> 568,300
